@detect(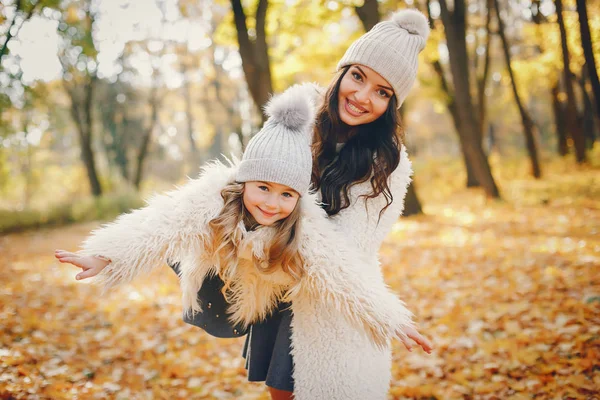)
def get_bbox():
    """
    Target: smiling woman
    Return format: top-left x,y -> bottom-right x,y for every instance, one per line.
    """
338,65 -> 394,126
